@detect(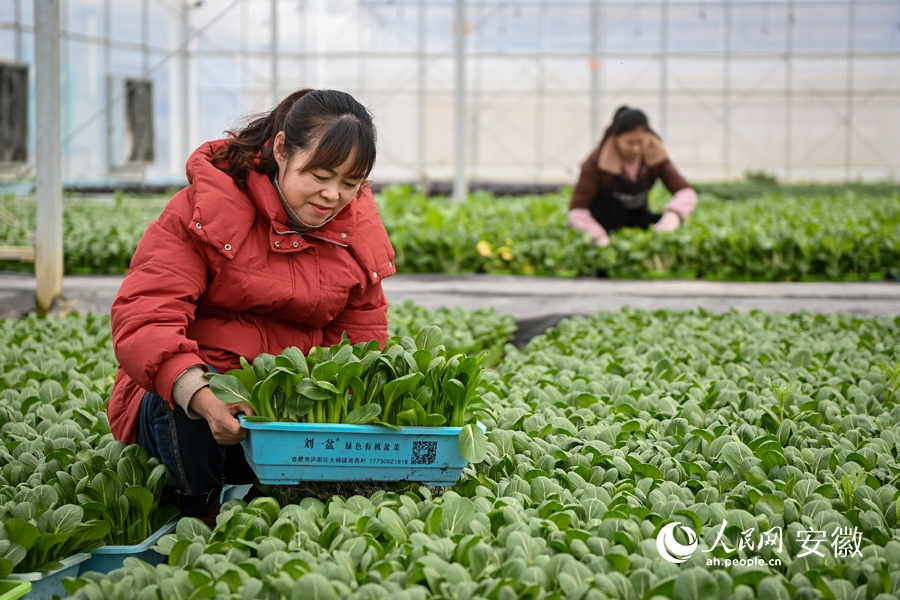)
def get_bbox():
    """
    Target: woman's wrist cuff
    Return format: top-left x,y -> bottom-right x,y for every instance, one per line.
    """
172,366 -> 209,419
